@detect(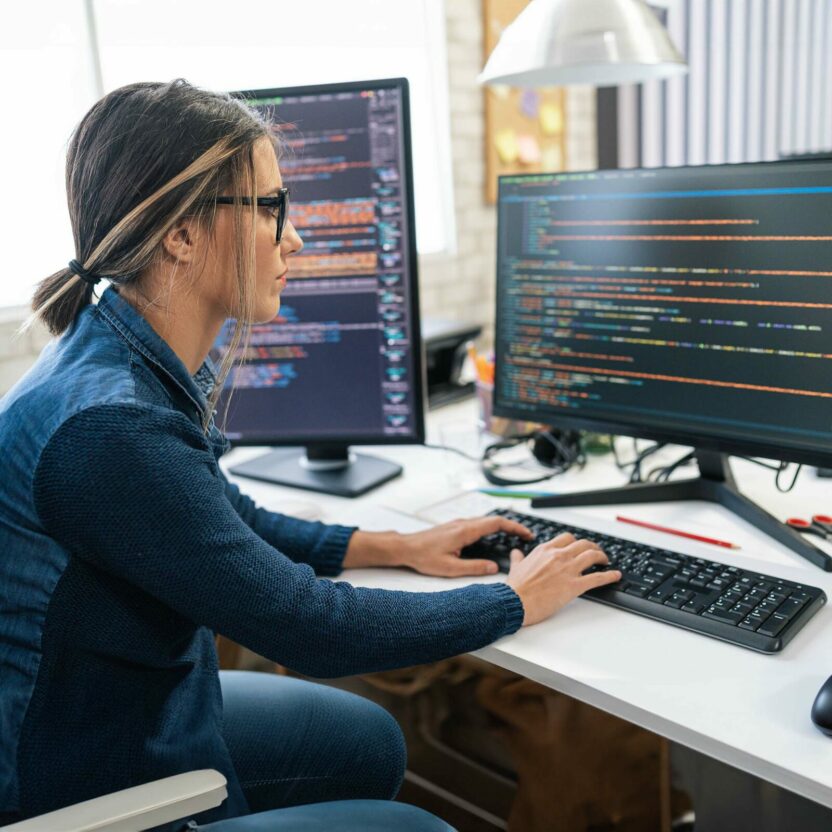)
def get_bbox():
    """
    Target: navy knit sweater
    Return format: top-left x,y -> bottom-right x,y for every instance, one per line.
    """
0,287 -> 524,825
